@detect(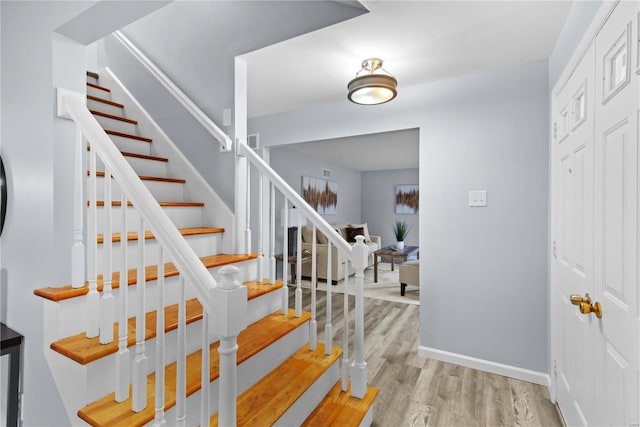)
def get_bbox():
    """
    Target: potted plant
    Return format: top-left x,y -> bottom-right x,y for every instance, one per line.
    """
393,219 -> 411,250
